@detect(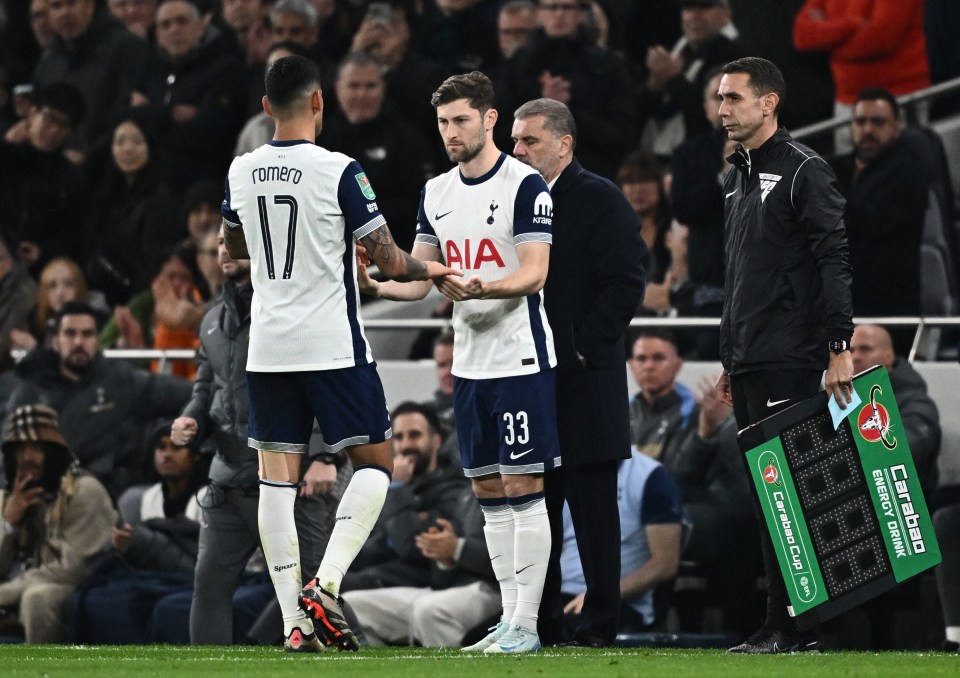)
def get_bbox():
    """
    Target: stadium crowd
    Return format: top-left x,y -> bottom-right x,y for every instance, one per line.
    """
0,0 -> 958,653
